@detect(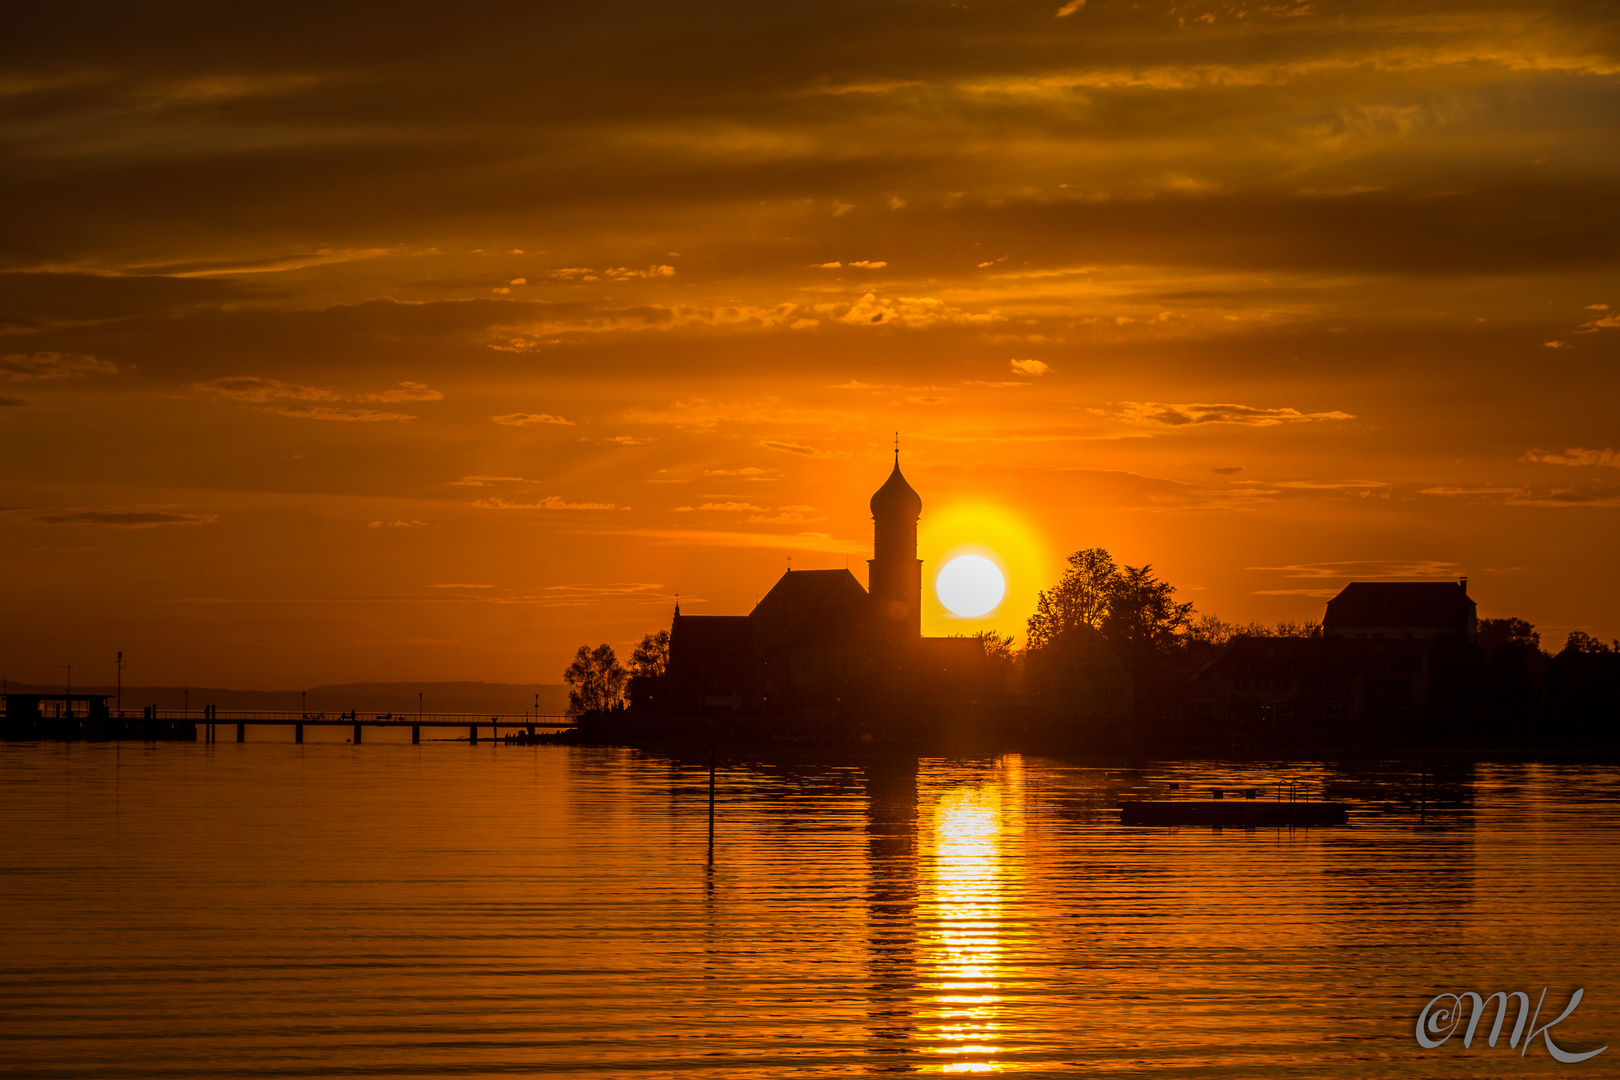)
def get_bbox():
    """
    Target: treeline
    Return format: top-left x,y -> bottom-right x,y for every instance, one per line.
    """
1013,548 -> 1620,740
561,632 -> 667,715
